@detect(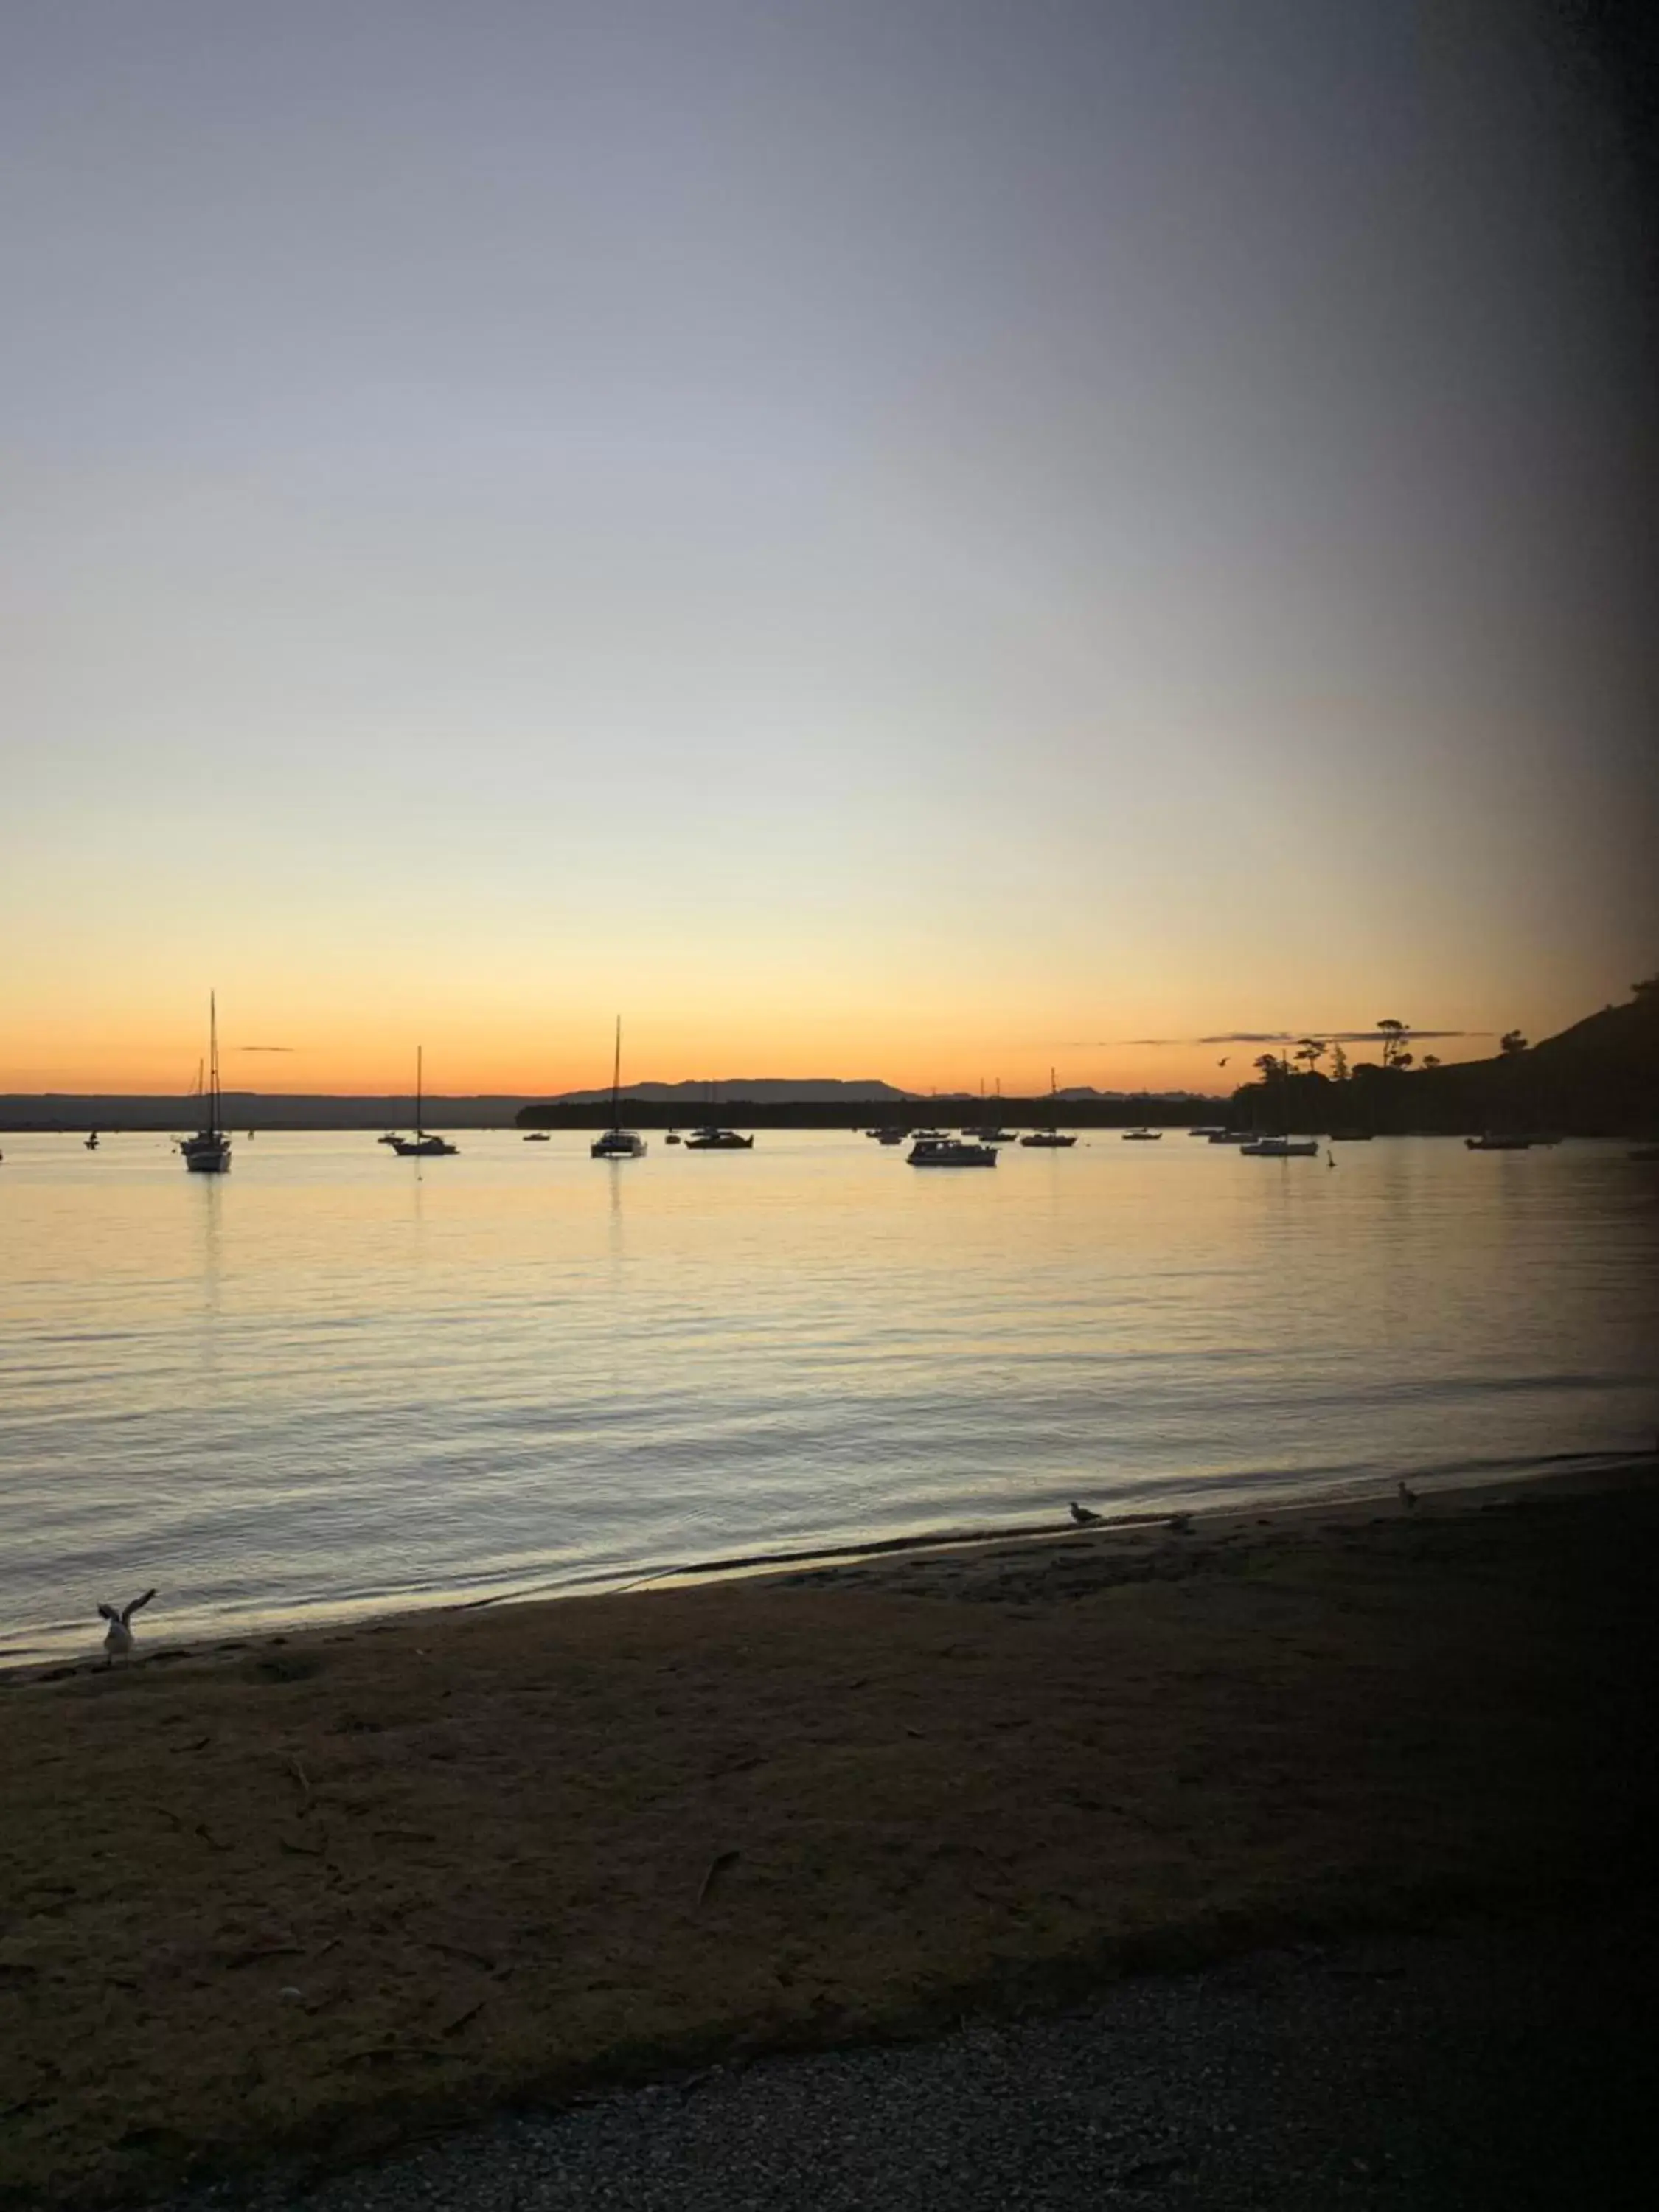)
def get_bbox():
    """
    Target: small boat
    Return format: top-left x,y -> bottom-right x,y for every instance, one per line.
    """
1465,1134 -> 1532,1151
1328,1130 -> 1375,1142
388,1049 -> 459,1155
1121,1127 -> 1163,1141
523,1130 -> 551,1142
1240,1136 -> 1320,1157
666,1130 -> 682,1144
1207,1130 -> 1253,1144
685,1126 -> 754,1150
908,1137 -> 996,1166
85,1130 -> 99,1150
877,1128 -> 907,1145
179,997 -> 232,1175
1187,1125 -> 1227,1137
961,1126 -> 1016,1144
1020,1069 -> 1077,1148
591,1020 -> 647,1159
377,1131 -> 403,1146
911,1126 -> 949,1141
